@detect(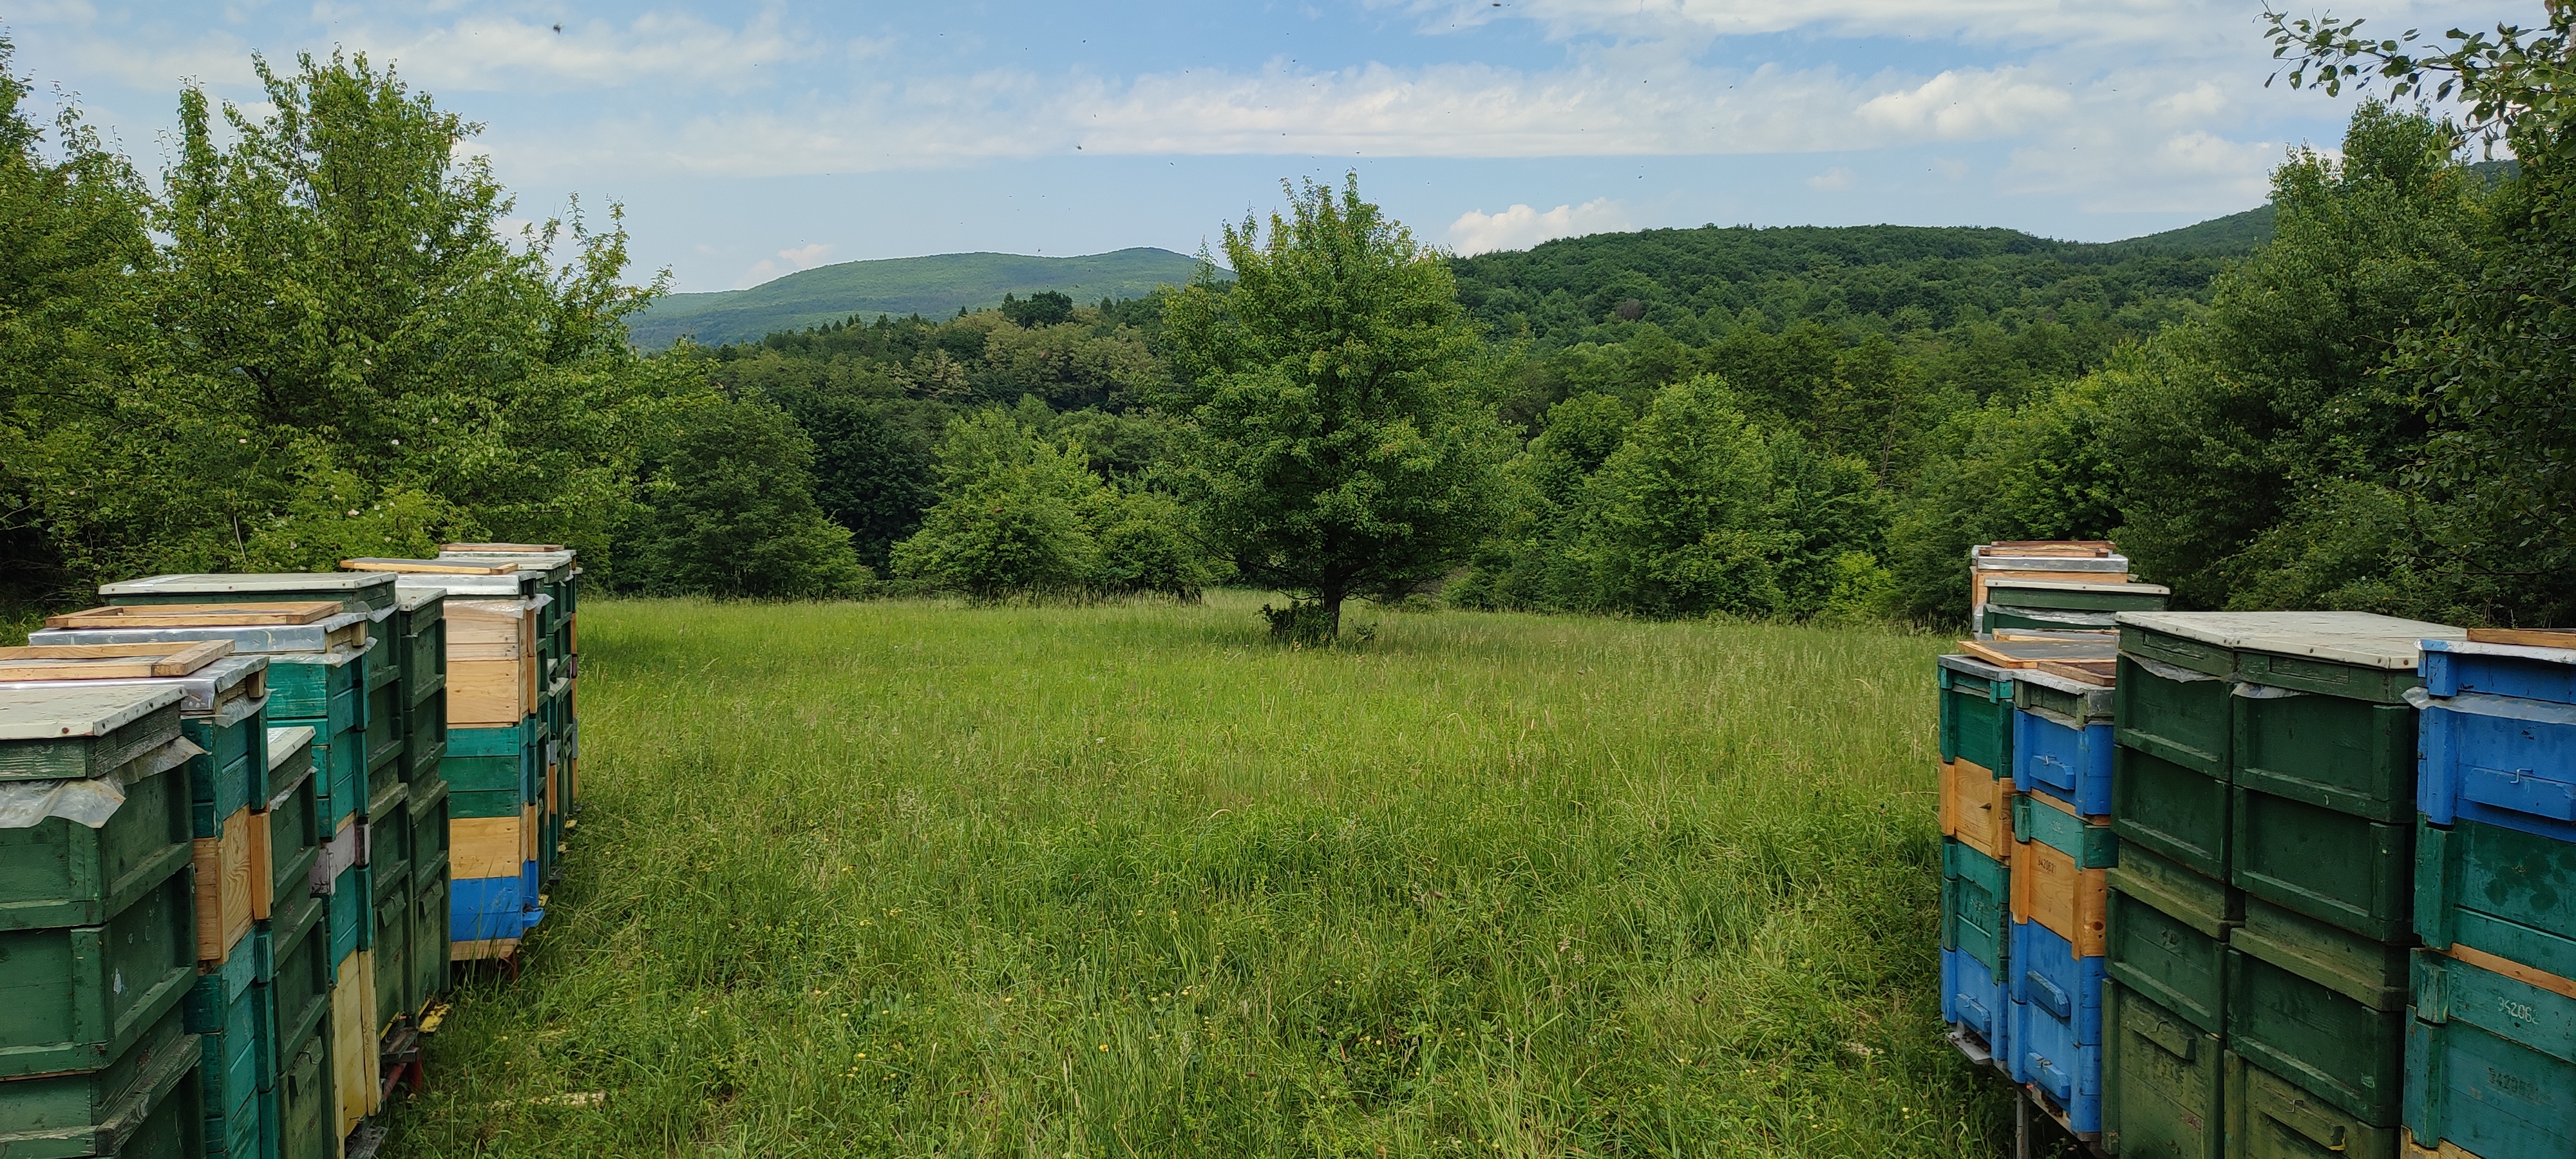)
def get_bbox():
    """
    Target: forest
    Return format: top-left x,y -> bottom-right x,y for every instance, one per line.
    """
6,18 -> 2575,632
